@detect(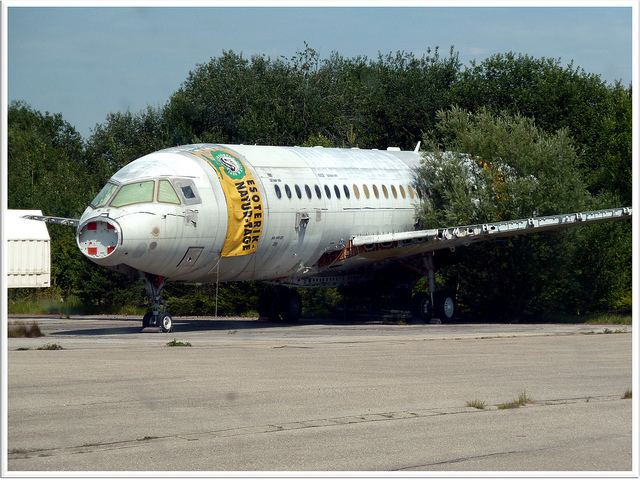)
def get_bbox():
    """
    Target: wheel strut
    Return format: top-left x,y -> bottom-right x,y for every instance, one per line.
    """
141,273 -> 173,332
